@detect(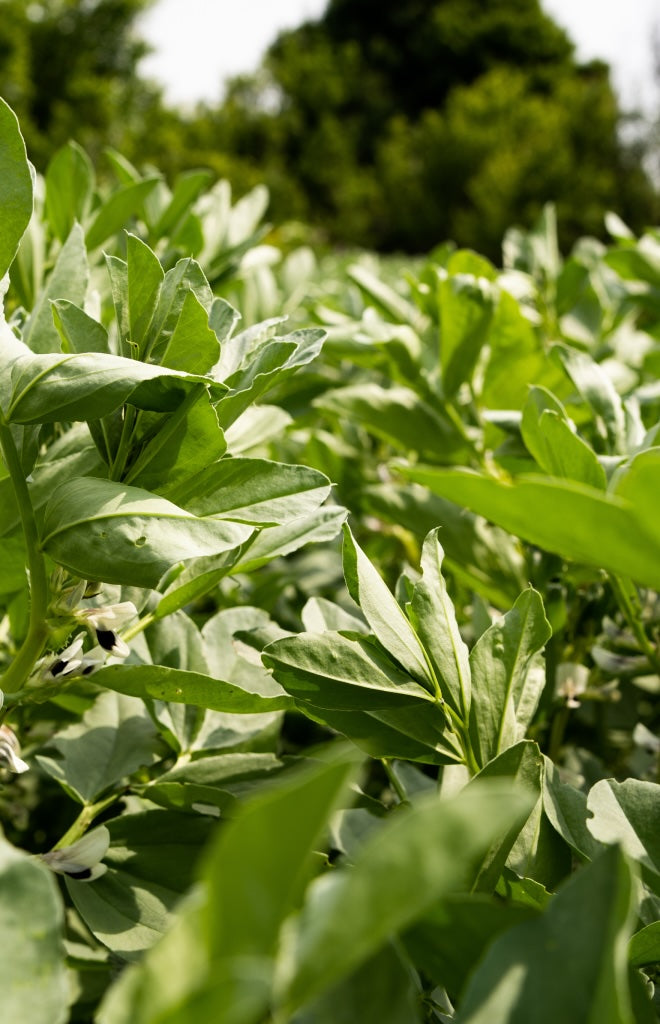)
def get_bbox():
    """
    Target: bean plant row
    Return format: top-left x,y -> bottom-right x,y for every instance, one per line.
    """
0,97 -> 658,1023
